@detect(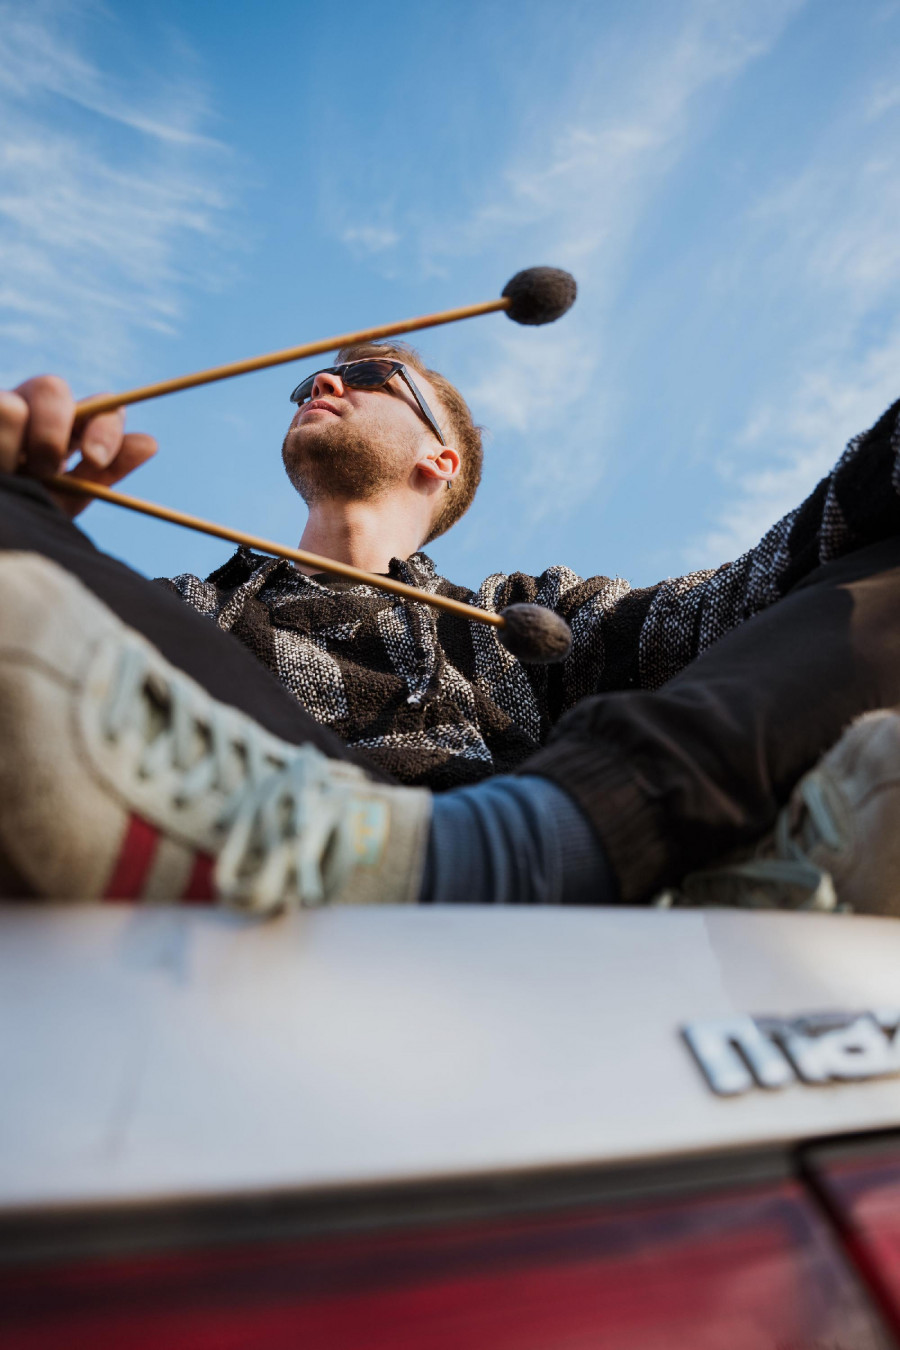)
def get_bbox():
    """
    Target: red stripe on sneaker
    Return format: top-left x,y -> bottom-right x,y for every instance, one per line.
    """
182,853 -> 216,903
103,815 -> 160,901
